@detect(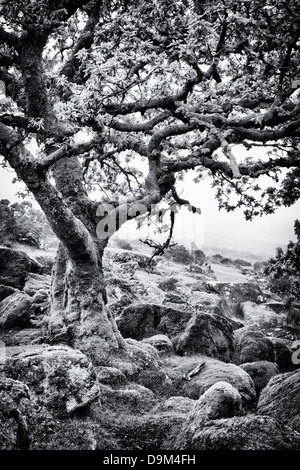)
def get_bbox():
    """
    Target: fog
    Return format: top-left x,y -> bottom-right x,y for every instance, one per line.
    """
1,158 -> 299,259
